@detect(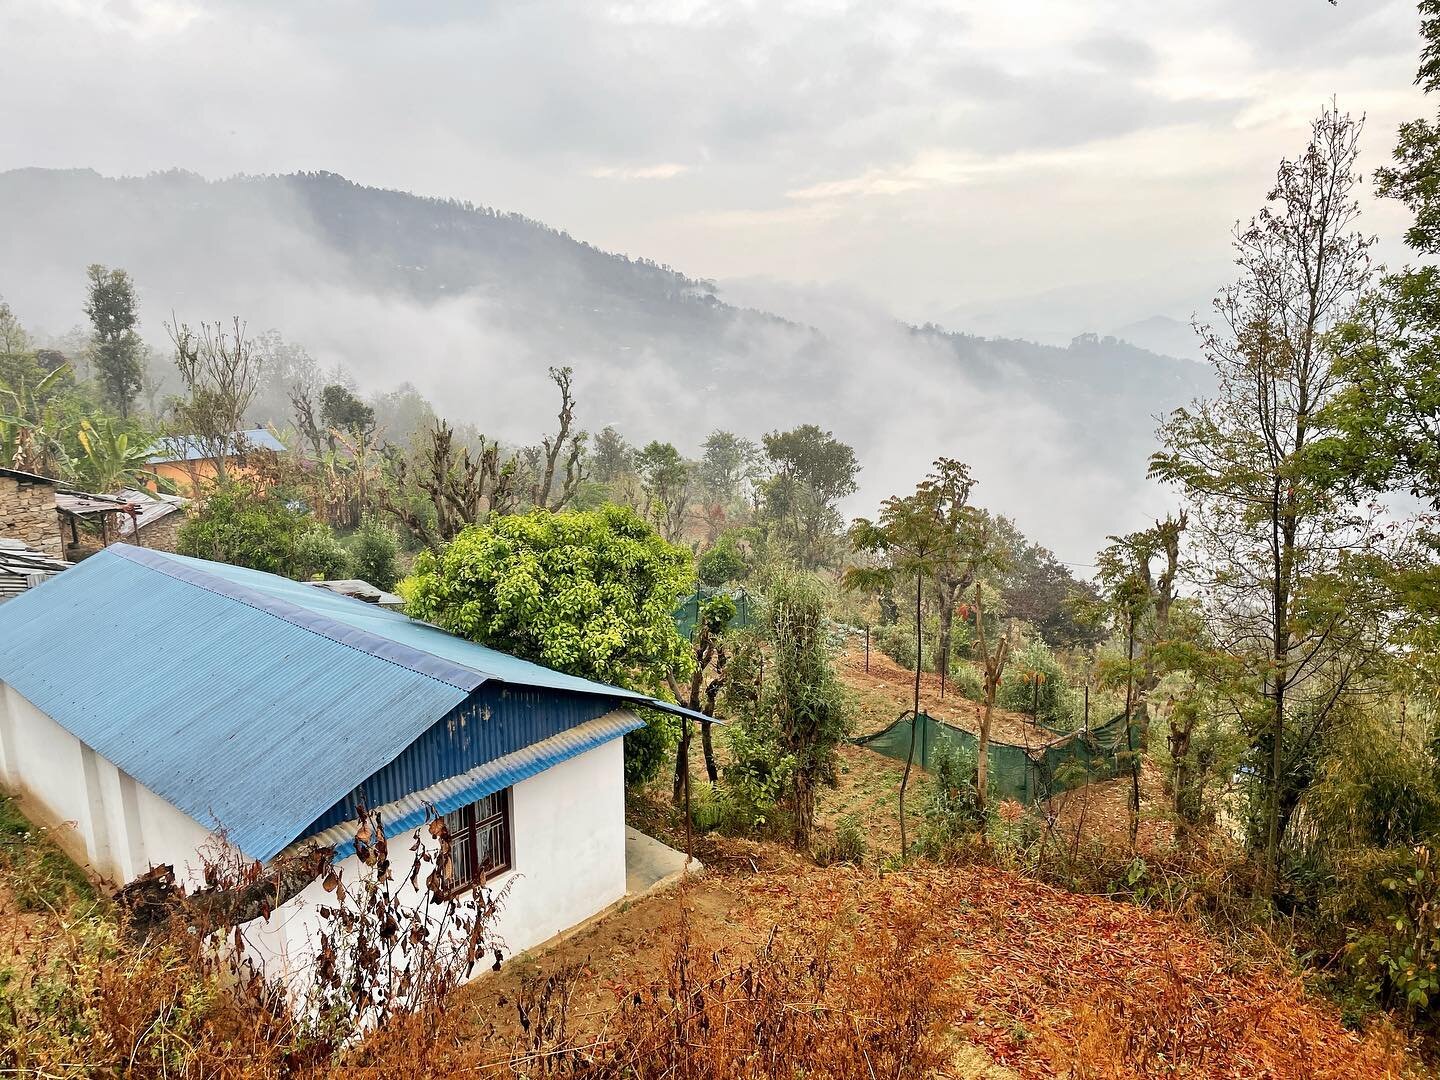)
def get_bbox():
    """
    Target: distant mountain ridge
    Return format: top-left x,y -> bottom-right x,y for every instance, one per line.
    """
0,167 -> 1211,557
